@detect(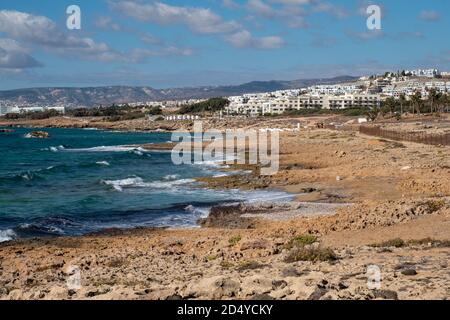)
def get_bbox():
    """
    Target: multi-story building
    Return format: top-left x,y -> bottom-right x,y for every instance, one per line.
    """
226,93 -> 381,115
323,94 -> 381,110
309,84 -> 361,95
0,106 -> 65,116
0,105 -> 15,116
406,69 -> 440,78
